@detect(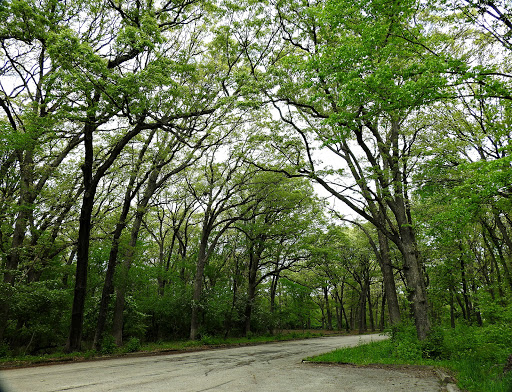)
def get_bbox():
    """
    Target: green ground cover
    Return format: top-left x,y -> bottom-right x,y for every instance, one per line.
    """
0,330 -> 327,368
